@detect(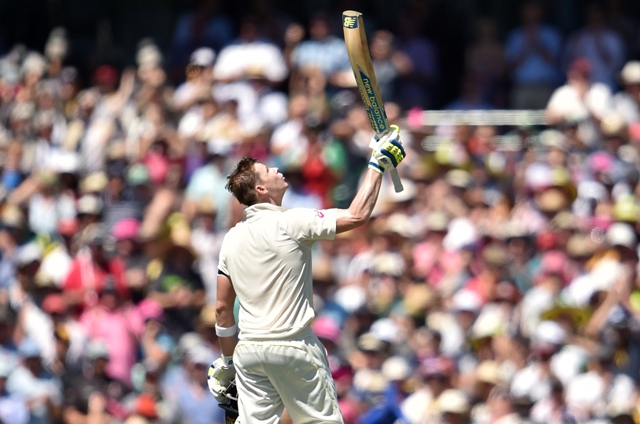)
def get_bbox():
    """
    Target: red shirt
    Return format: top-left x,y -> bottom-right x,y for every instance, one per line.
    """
63,256 -> 127,308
